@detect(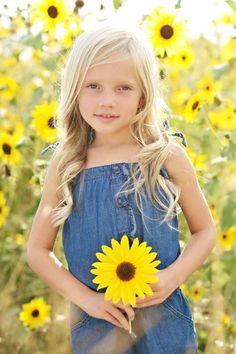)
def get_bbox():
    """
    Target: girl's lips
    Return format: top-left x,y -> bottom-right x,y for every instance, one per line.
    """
95,114 -> 119,118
